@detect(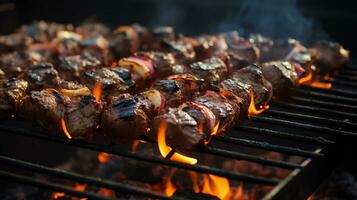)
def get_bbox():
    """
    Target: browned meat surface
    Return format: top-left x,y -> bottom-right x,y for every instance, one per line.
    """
0,33 -> 33,54
0,78 -> 28,118
229,40 -> 260,67
152,108 -> 203,151
19,21 -> 67,43
58,52 -> 102,80
64,95 -> 103,139
84,67 -> 135,98
218,79 -> 251,119
0,52 -> 31,77
161,41 -> 196,65
153,80 -> 184,108
21,89 -> 70,129
25,62 -> 61,90
75,22 -> 111,39
194,91 -> 239,134
232,64 -> 272,107
167,74 -> 204,100
101,93 -> 154,143
79,36 -> 114,65
146,26 -> 176,50
55,37 -> 81,58
109,25 -> 141,58
134,51 -> 179,78
188,57 -> 228,85
262,61 -> 298,96
260,38 -> 306,62
310,41 -> 350,74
